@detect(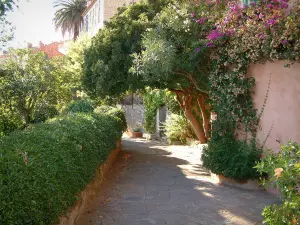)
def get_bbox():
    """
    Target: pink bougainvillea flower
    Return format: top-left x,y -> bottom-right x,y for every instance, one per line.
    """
280,3 -> 289,8
191,12 -> 195,17
196,17 -> 207,25
274,168 -> 283,178
207,29 -> 223,40
267,18 -> 277,26
282,39 -> 289,45
195,47 -> 201,54
259,34 -> 265,40
259,13 -> 264,19
207,42 -> 214,47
